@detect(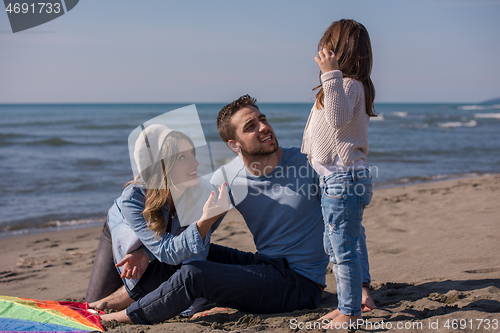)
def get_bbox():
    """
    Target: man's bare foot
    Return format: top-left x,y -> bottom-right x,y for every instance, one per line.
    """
322,314 -> 363,329
88,286 -> 133,311
101,310 -> 133,324
191,307 -> 229,319
319,308 -> 340,322
362,286 -> 377,312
